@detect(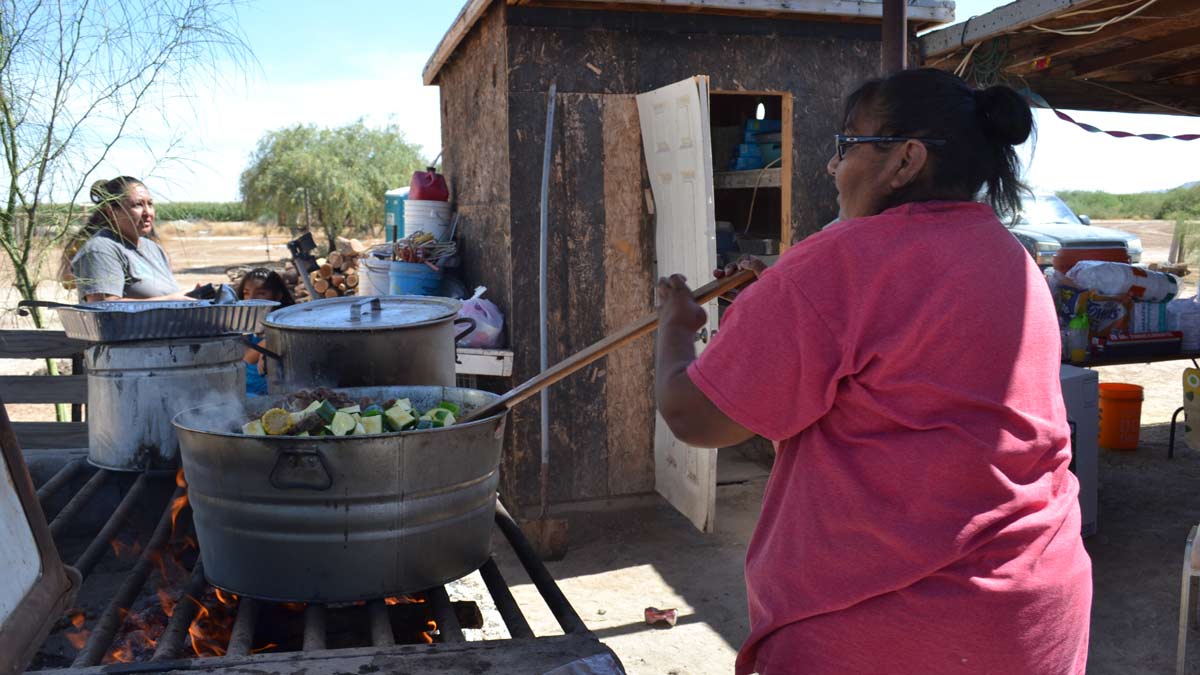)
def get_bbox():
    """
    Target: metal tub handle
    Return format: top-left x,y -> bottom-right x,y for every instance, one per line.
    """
454,317 -> 476,344
269,449 -> 333,491
349,297 -> 383,322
